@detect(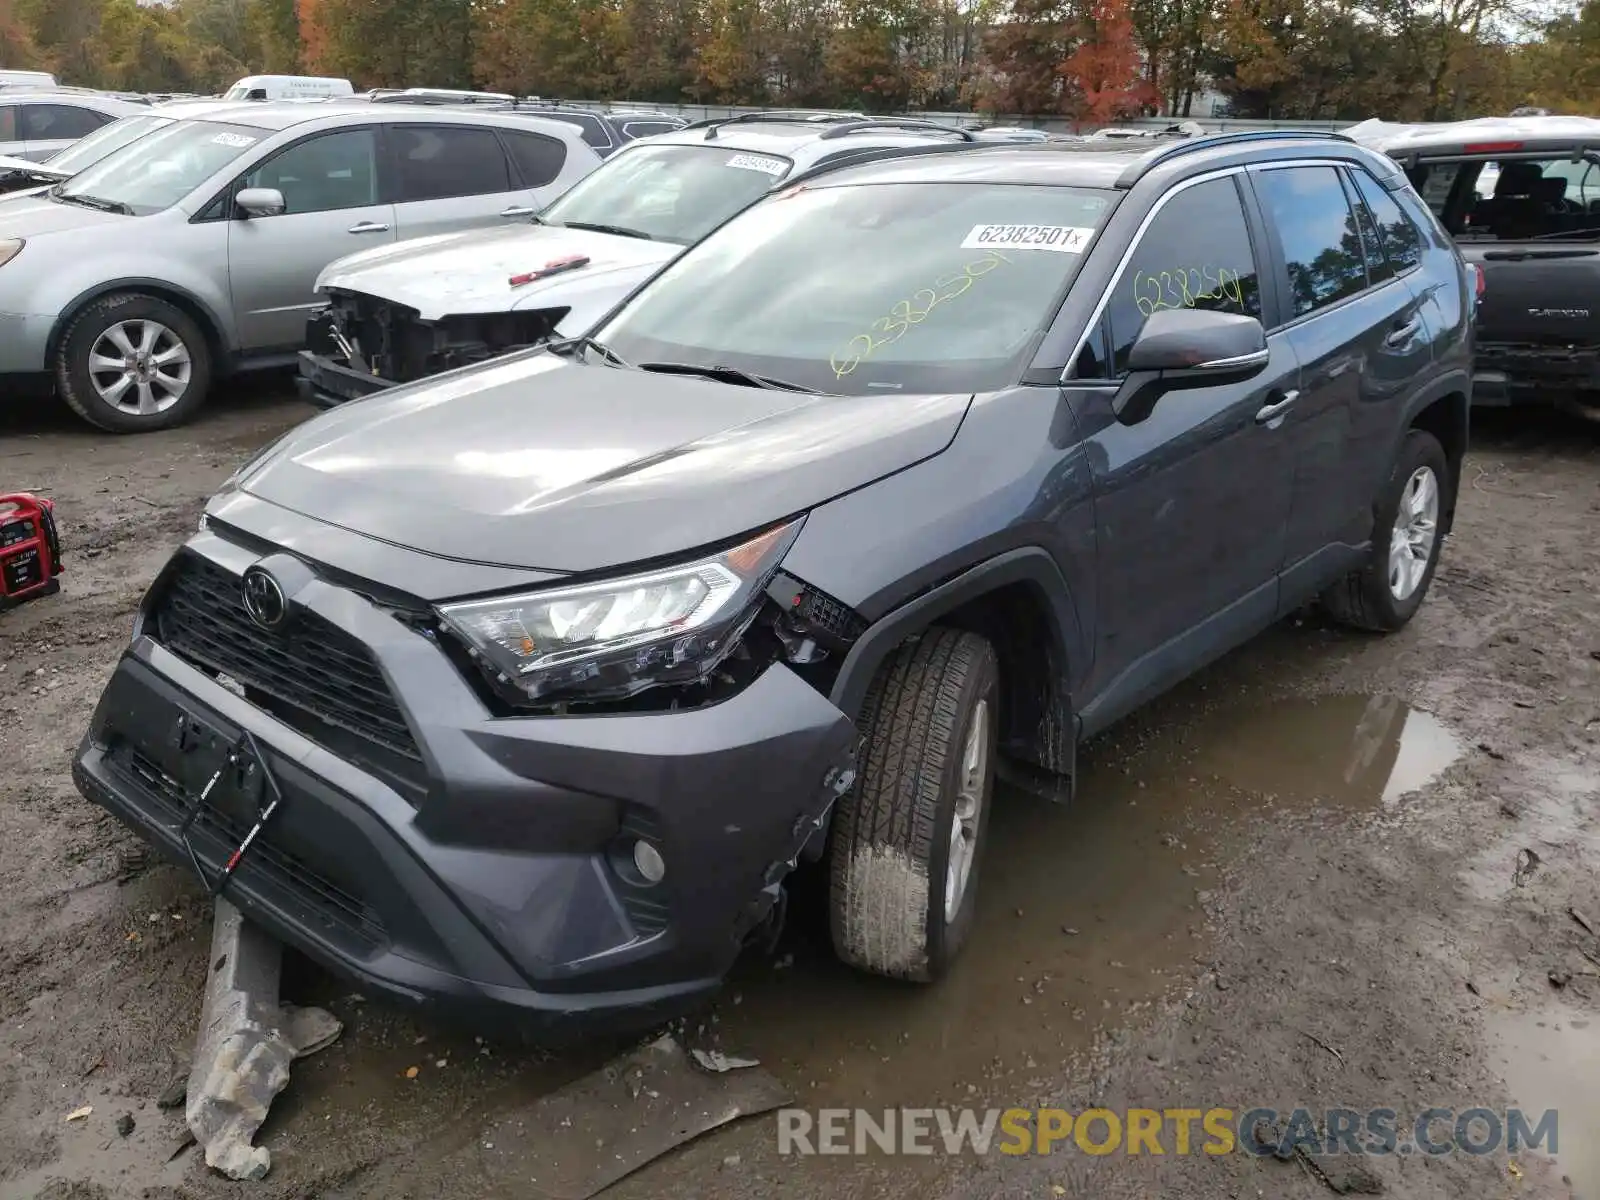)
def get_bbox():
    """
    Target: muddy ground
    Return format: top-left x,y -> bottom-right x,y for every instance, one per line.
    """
0,379 -> 1597,1200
